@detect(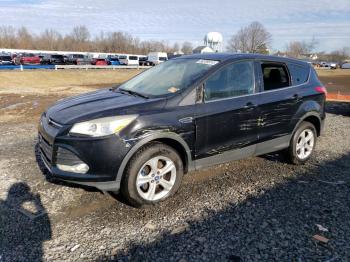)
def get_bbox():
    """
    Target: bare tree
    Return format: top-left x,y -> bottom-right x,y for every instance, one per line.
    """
316,47 -> 349,64
227,22 -> 271,54
37,29 -> 62,50
0,26 -> 17,48
285,38 -> 318,58
172,42 -> 180,53
17,27 -> 34,49
181,41 -> 193,54
68,25 -> 91,51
